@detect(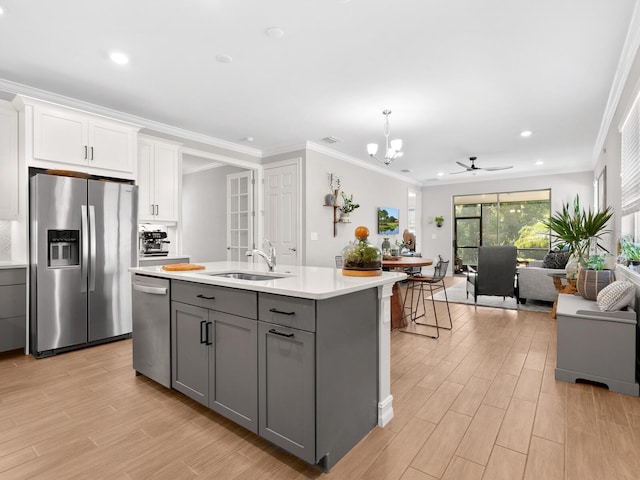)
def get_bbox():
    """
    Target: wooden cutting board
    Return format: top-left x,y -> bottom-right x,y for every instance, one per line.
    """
161,263 -> 205,271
